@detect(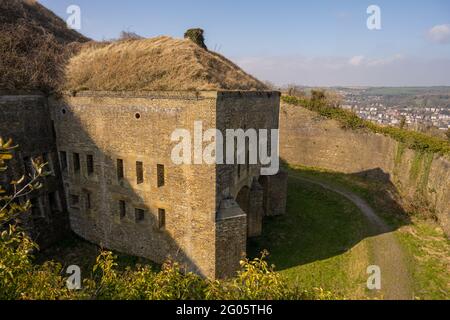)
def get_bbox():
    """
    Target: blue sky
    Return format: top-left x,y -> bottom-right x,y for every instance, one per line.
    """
40,0 -> 450,86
